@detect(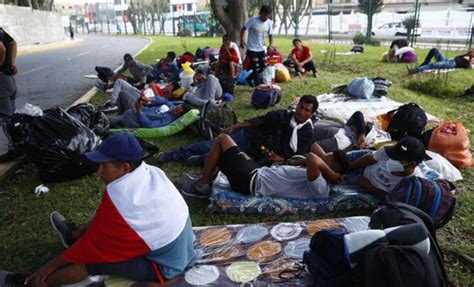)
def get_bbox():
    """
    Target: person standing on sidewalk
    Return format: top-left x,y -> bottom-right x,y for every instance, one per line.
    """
240,5 -> 273,87
0,27 -> 20,162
